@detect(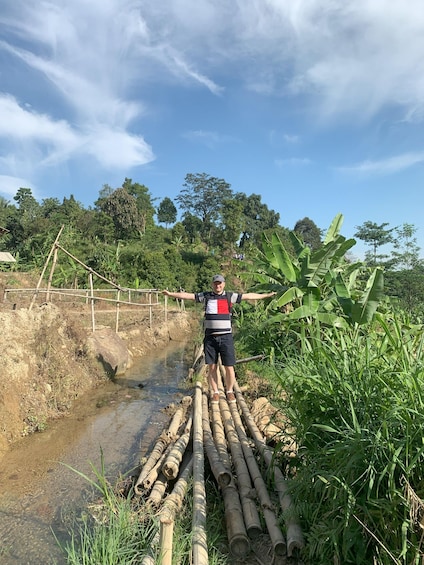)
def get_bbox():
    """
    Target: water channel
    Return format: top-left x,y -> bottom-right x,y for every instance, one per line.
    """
0,340 -> 192,565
